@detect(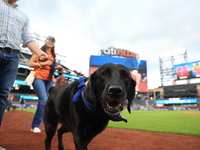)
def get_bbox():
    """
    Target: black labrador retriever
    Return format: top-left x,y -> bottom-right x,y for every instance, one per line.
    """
44,63 -> 136,150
